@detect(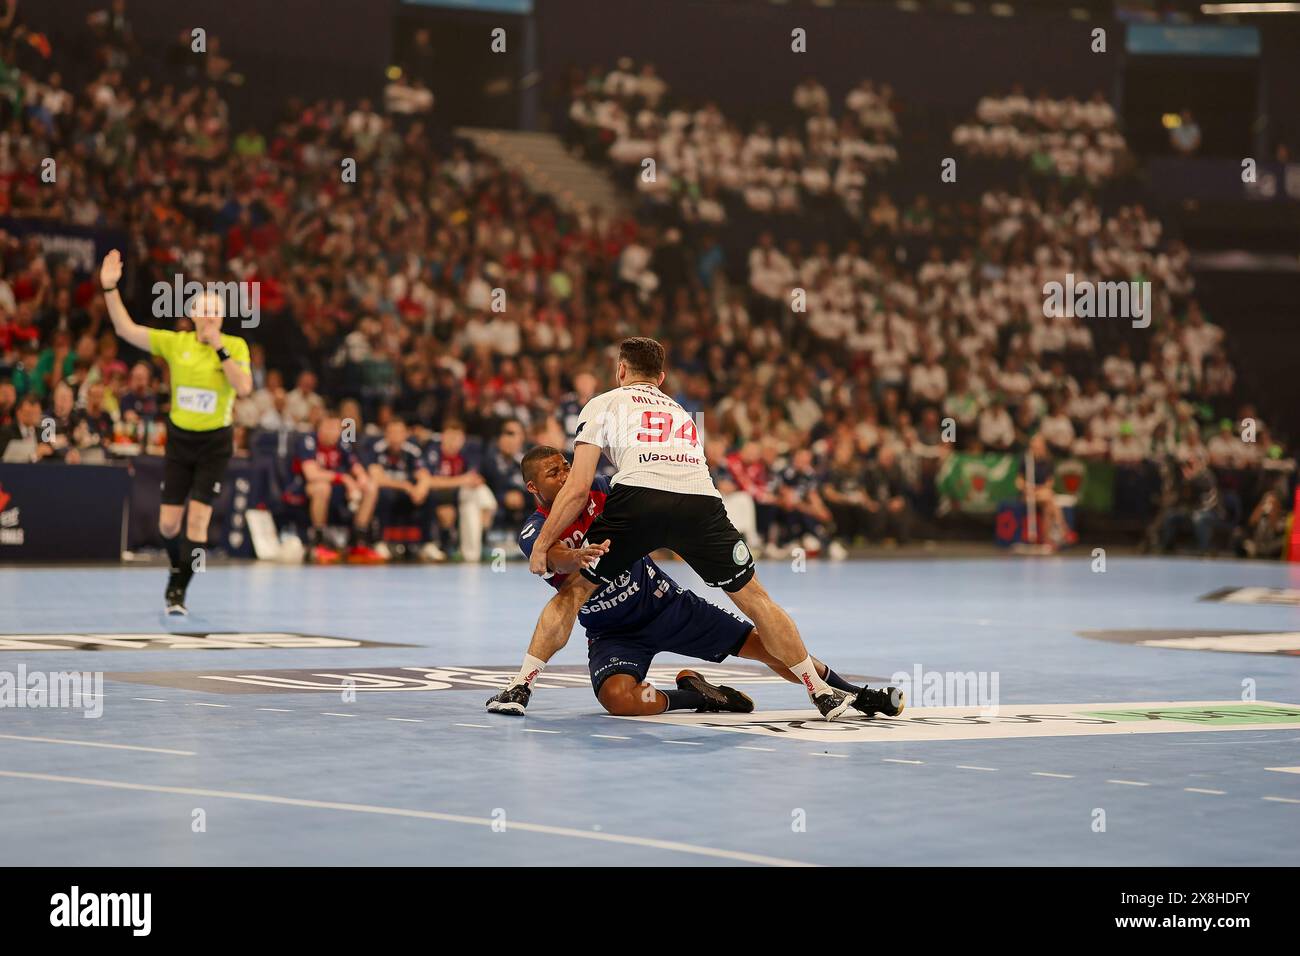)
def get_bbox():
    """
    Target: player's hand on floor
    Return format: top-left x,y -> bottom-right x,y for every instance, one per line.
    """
485,682 -> 532,716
